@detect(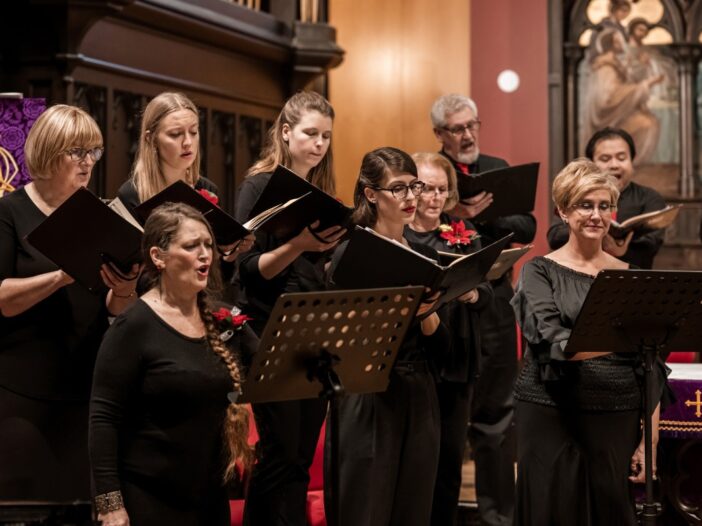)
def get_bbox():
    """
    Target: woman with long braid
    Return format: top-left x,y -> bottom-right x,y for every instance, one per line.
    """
89,203 -> 252,526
